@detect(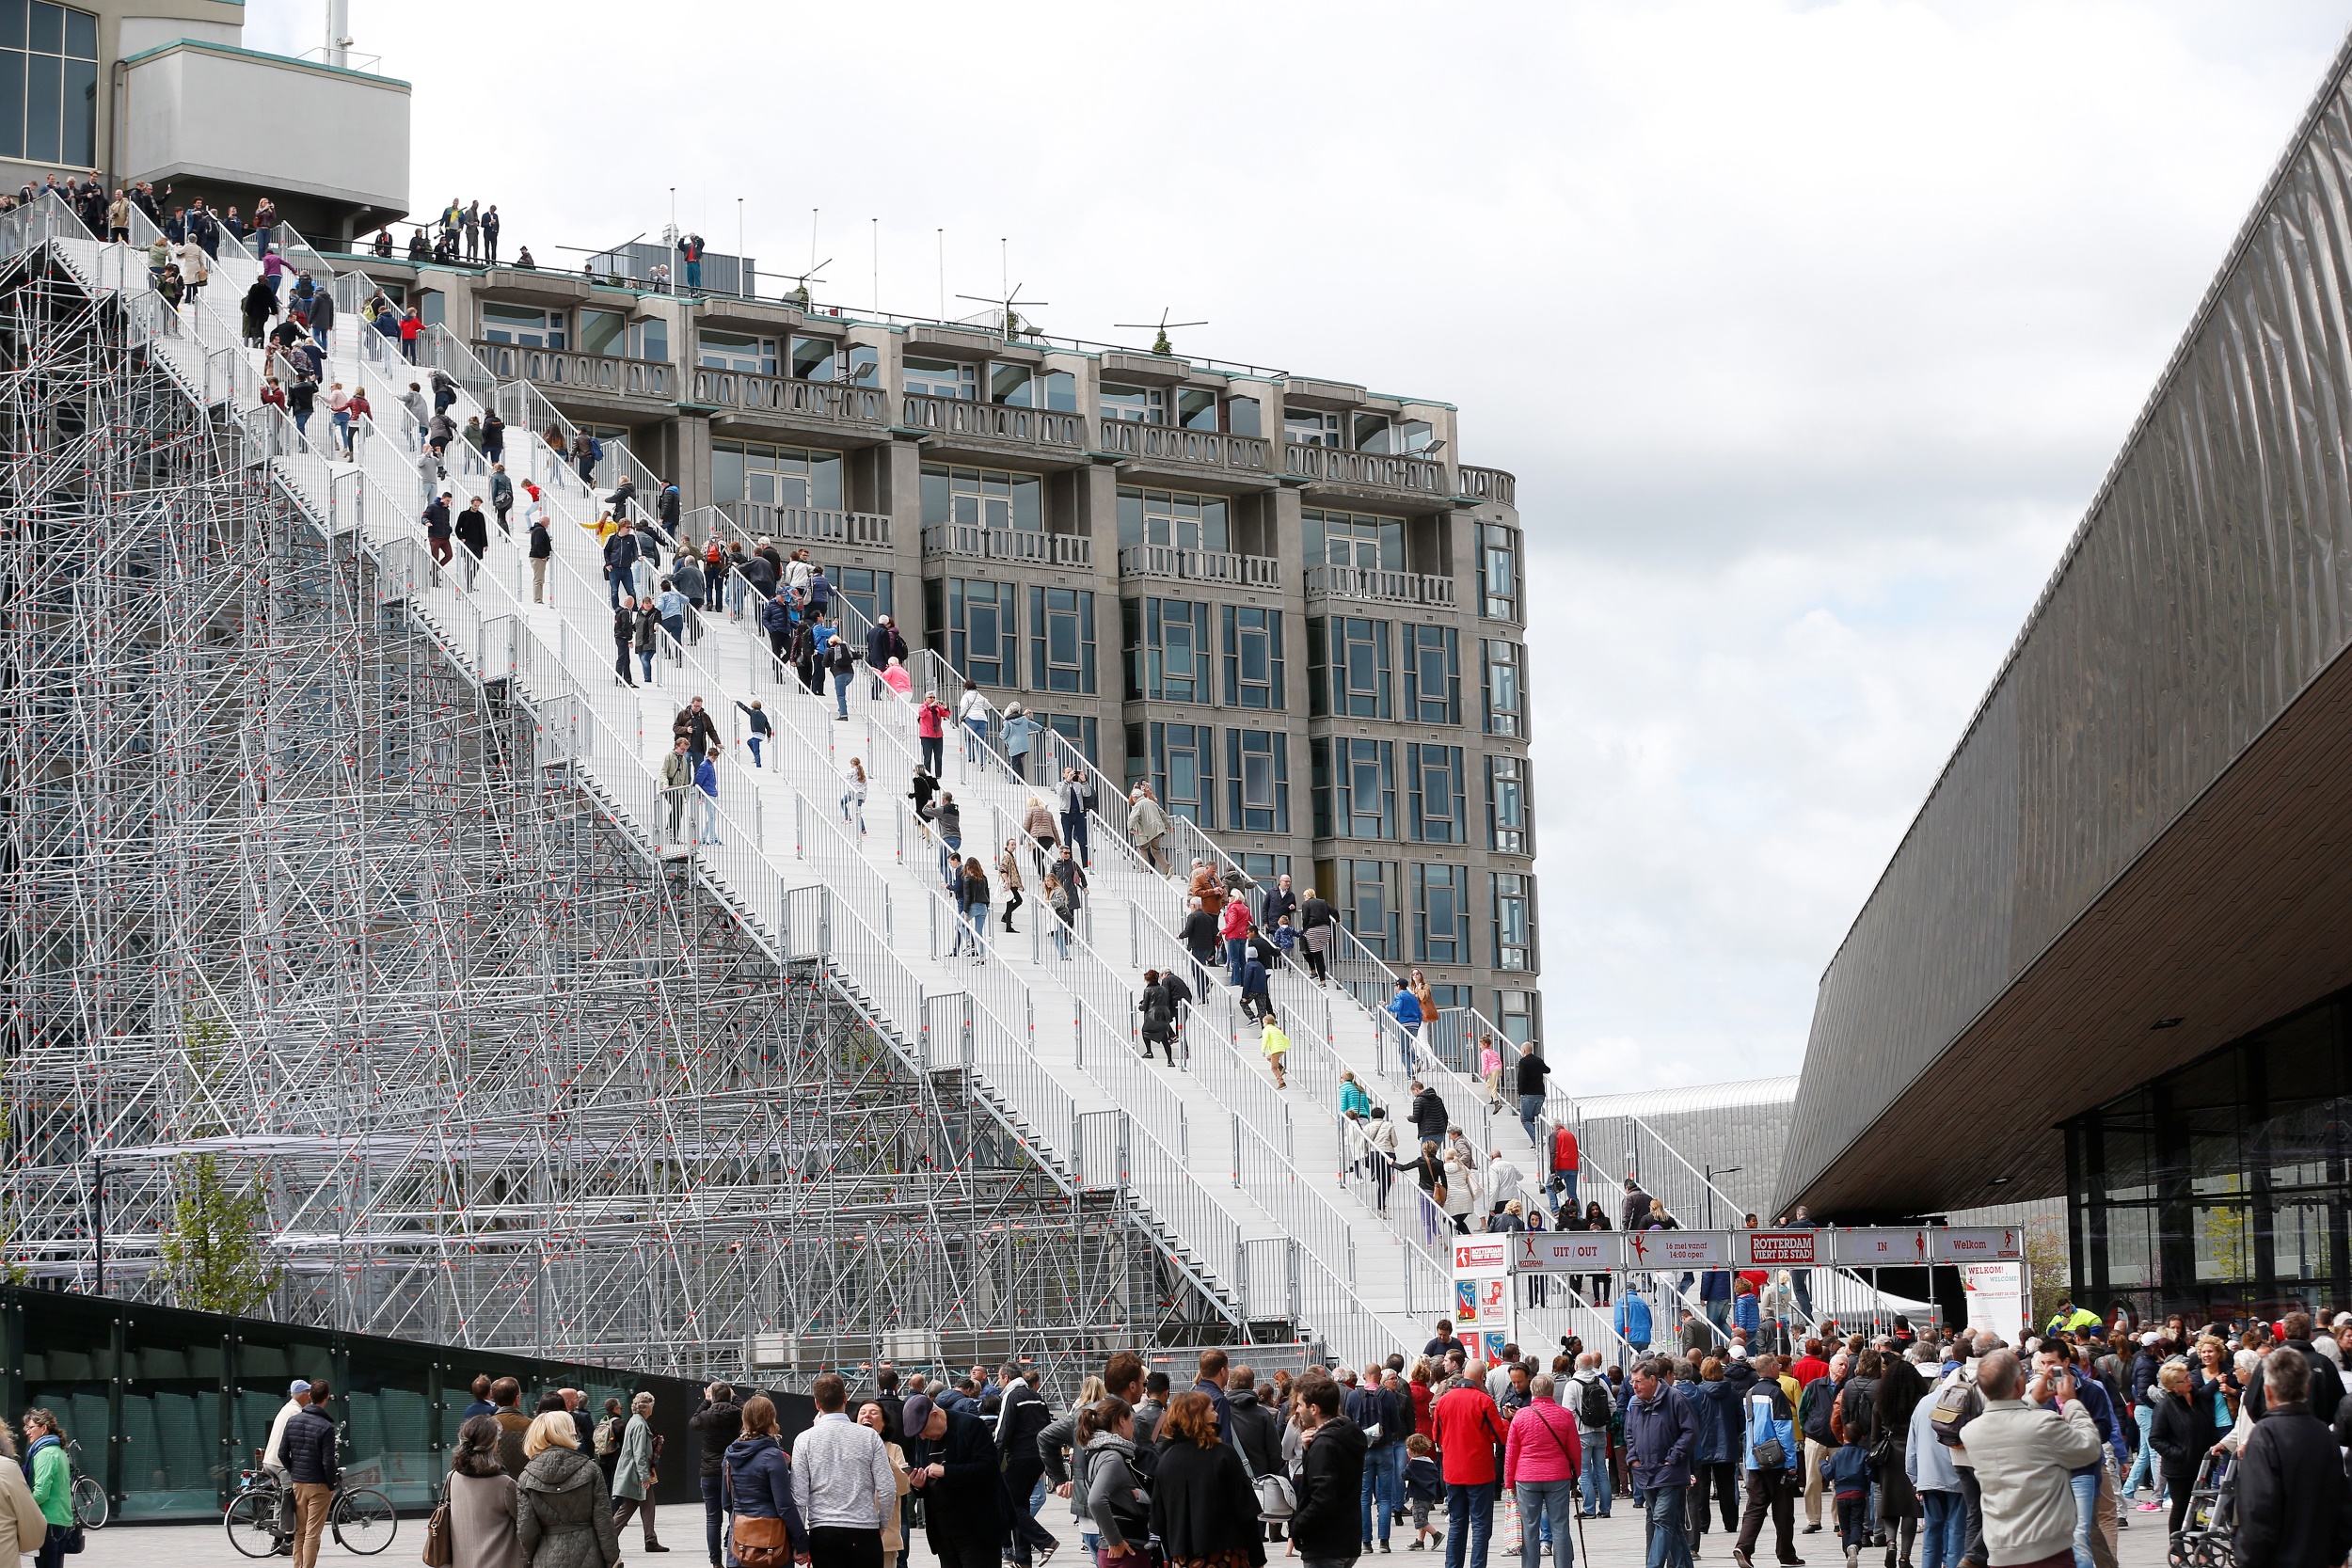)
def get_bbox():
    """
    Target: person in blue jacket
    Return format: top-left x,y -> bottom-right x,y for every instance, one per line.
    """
1387,978 -> 1423,1071
1735,1354 -> 1804,1566
1616,1291 -> 1654,1363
